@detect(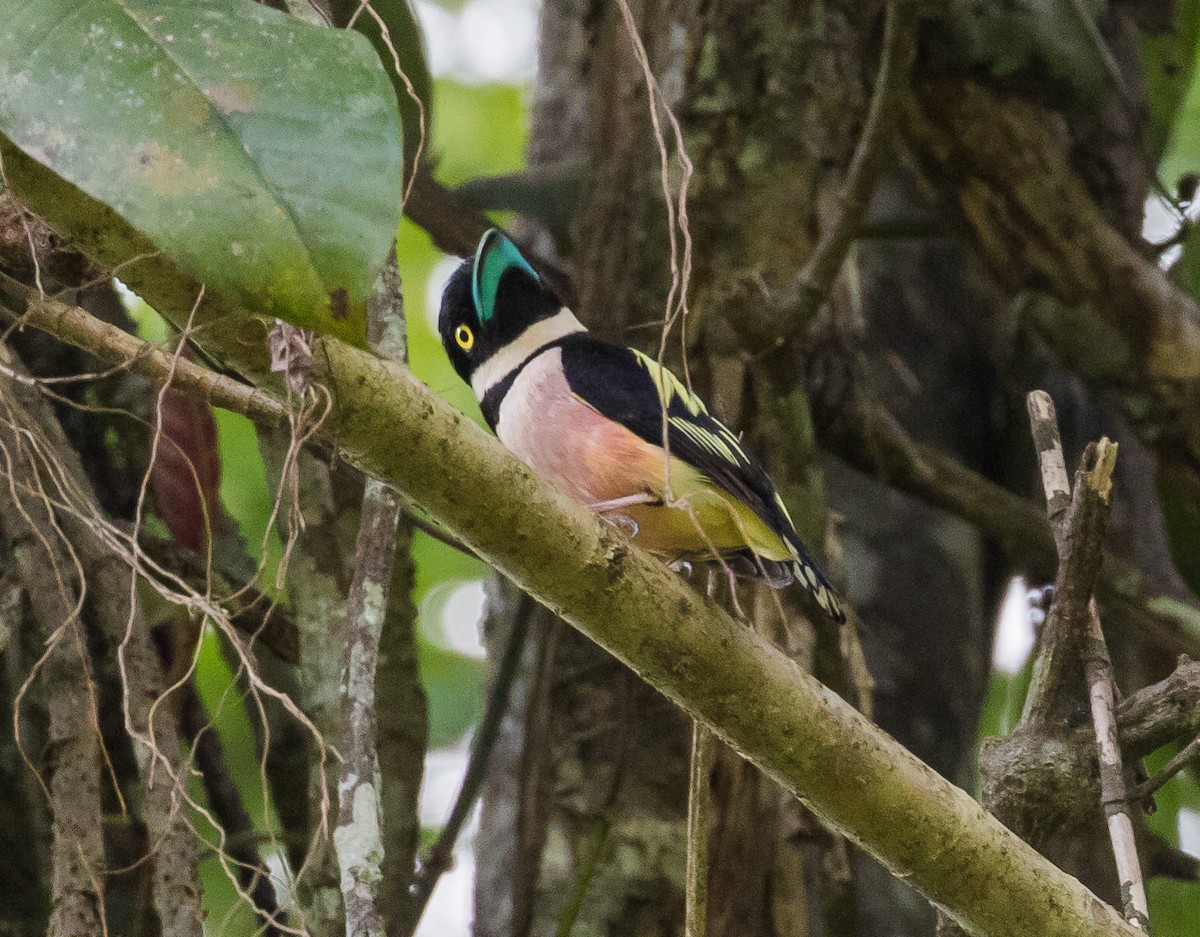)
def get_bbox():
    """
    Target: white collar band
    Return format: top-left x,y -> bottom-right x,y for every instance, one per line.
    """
471,308 -> 586,399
